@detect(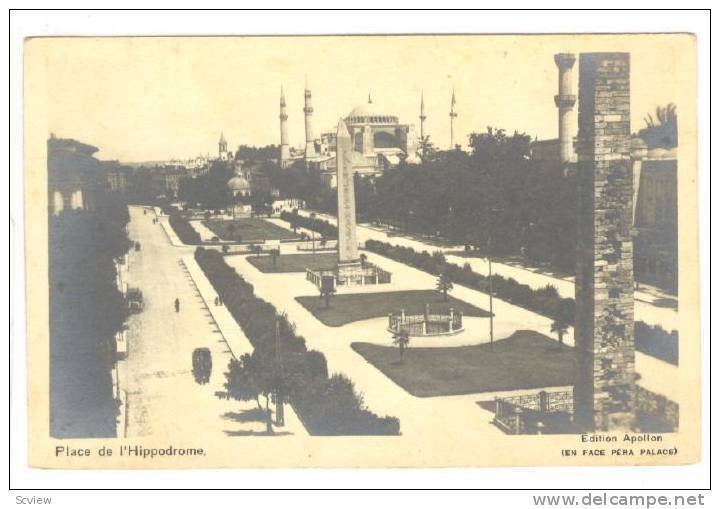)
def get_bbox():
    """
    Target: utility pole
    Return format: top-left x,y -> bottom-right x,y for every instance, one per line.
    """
274,317 -> 285,427
310,212 -> 317,260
